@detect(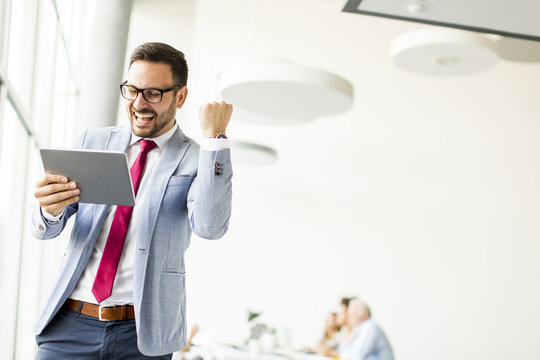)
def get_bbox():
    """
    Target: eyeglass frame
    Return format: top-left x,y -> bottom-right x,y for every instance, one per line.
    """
119,81 -> 181,104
